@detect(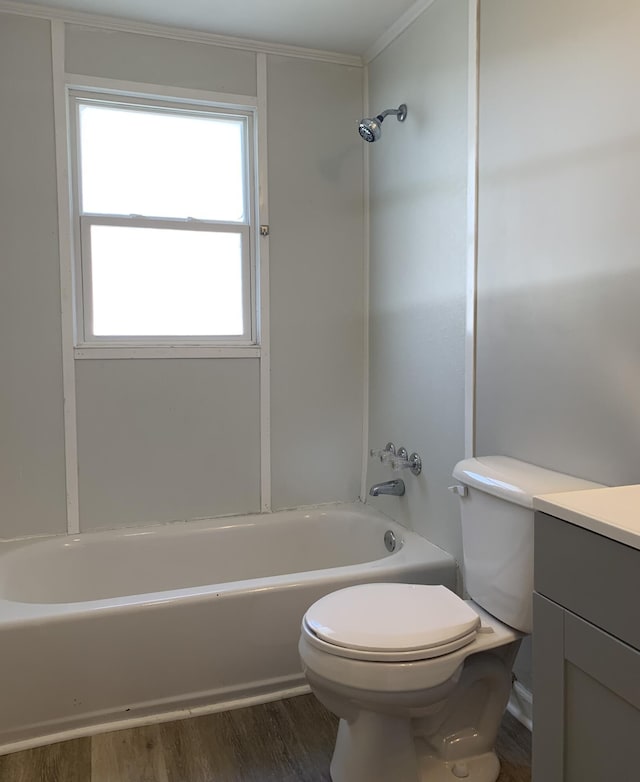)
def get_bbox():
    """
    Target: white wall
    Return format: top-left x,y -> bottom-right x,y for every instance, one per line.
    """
268,56 -> 364,509
65,25 -> 258,94
76,360 -> 261,529
0,14 -> 68,539
366,0 -> 470,566
0,11 -> 364,538
476,0 -> 640,487
476,0 -> 640,693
